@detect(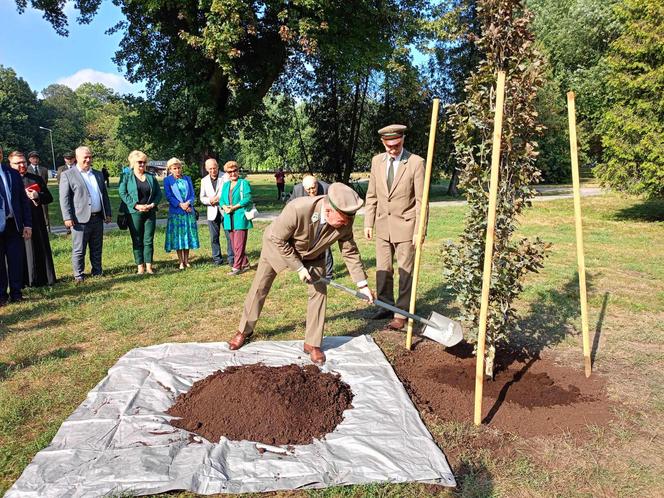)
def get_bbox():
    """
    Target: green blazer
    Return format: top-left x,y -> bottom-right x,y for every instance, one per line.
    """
118,172 -> 163,214
221,178 -> 253,230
